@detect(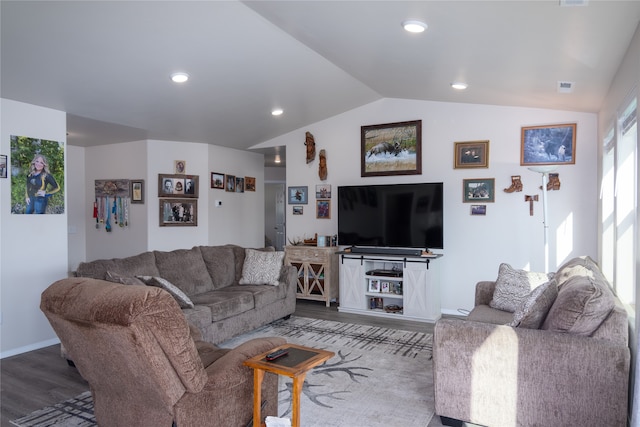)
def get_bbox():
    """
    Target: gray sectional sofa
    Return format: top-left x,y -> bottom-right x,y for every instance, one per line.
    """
433,256 -> 630,427
75,244 -> 297,344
